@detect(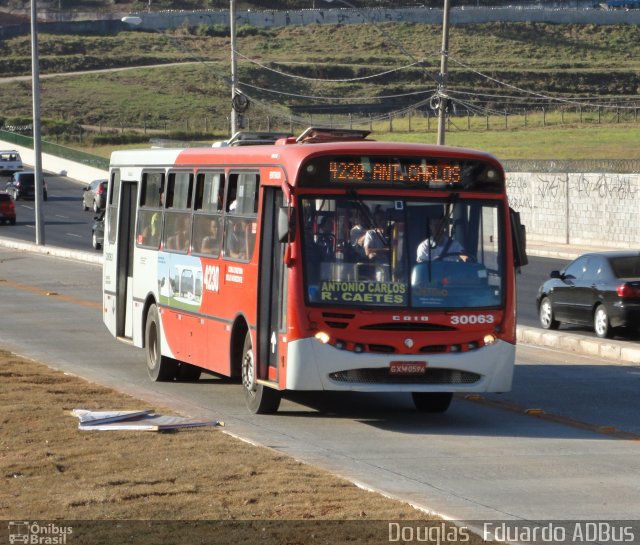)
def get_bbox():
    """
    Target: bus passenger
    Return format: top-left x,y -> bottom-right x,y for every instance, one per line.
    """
227,220 -> 247,259
363,210 -> 388,262
200,218 -> 220,254
349,210 -> 367,260
167,215 -> 190,252
315,215 -> 335,260
139,212 -> 161,246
